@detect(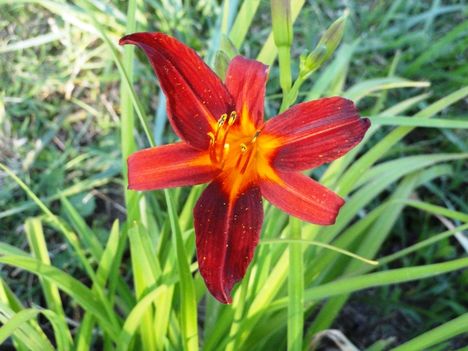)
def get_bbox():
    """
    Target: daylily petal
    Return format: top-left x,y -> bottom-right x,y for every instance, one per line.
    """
120,32 -> 234,149
194,180 -> 263,303
128,142 -> 218,190
225,56 -> 269,128
264,97 -> 370,171
260,171 -> 344,225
